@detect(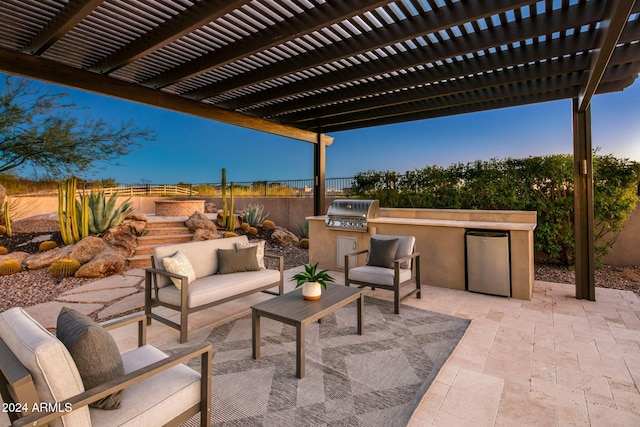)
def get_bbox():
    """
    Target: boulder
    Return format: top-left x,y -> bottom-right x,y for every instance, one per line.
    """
192,228 -> 219,241
70,236 -> 105,264
185,210 -> 216,231
271,228 -> 299,246
102,225 -> 137,258
23,245 -> 73,270
214,210 -> 242,230
11,213 -> 60,233
127,213 -> 148,222
75,252 -> 125,278
204,202 -> 217,213
122,218 -> 147,235
0,251 -> 30,265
